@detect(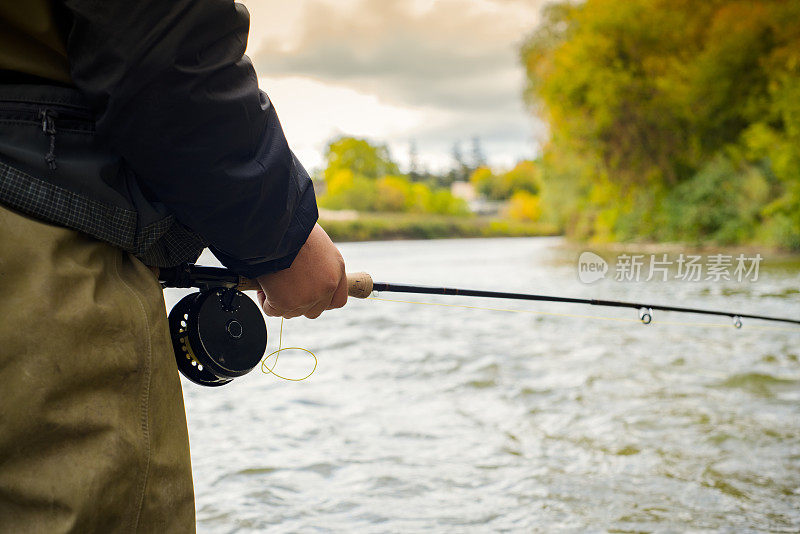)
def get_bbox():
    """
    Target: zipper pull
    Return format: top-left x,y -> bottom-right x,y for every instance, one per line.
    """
39,109 -> 59,170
